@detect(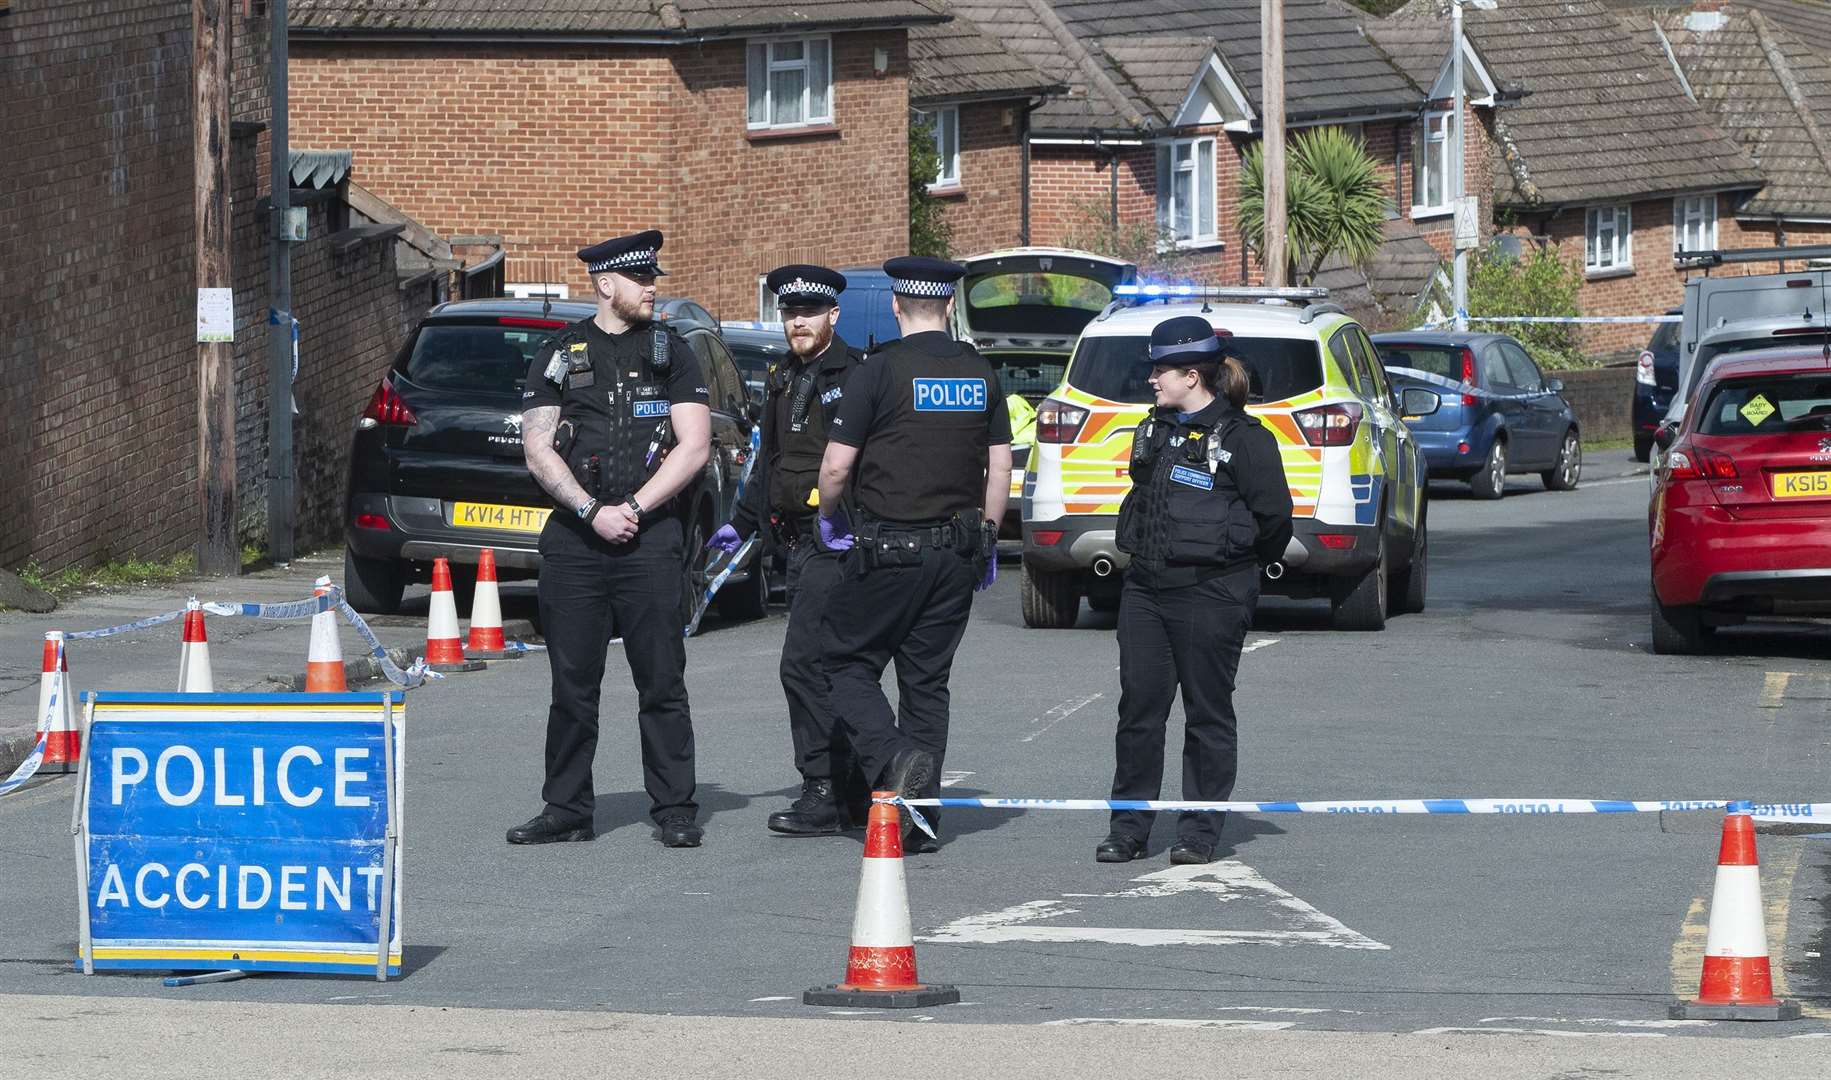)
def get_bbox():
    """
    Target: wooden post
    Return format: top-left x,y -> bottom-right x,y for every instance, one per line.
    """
1261,0 -> 1288,287
195,0 -> 237,574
